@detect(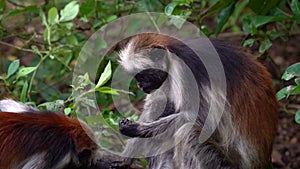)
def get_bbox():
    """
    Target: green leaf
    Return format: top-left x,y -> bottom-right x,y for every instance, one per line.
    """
269,31 -> 282,40
7,59 -> 20,78
38,100 -> 64,112
64,107 -> 71,116
96,86 -> 119,95
252,15 -> 286,28
80,0 -> 95,16
215,1 -> 236,35
141,159 -> 148,168
83,72 -> 92,86
281,62 -> 300,81
276,87 -> 287,101
249,0 -> 279,15
0,0 -> 6,13
95,61 -> 111,88
291,0 -> 300,16
106,15 -> 117,23
61,22 -> 74,30
48,7 -> 59,25
16,67 -> 36,79
243,38 -> 255,47
259,38 -> 272,53
81,98 -> 96,109
295,109 -> 300,124
114,89 -> 135,96
43,27 -> 49,42
242,16 -> 258,35
66,35 -> 78,46
291,84 -> 300,95
6,5 -> 38,18
295,78 -> 300,85
20,80 -> 28,102
282,72 -> 295,81
102,111 -> 119,130
203,0 -> 235,18
157,14 -> 168,26
165,2 -> 178,15
200,25 -> 211,36
94,38 -> 107,52
276,86 -> 294,101
59,1 -> 79,22
170,15 -> 185,29
40,9 -> 47,26
86,115 -> 105,125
